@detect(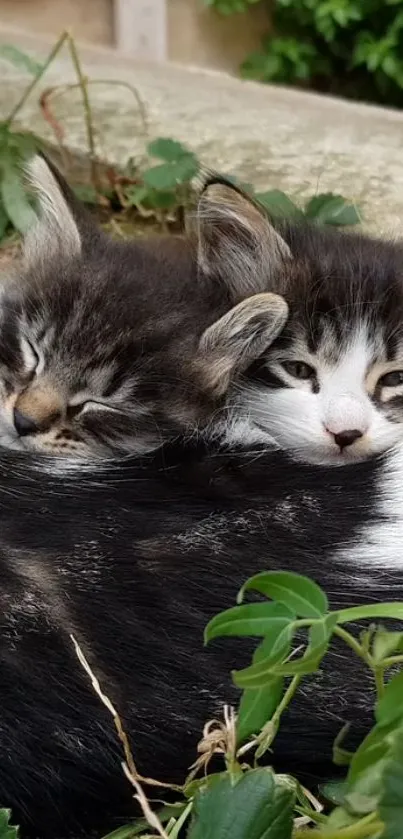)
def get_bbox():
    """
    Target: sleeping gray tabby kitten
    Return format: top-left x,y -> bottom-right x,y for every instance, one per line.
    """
0,156 -> 286,457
